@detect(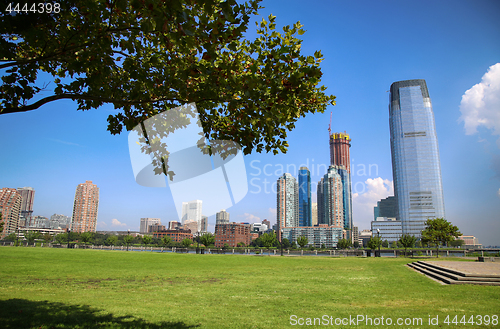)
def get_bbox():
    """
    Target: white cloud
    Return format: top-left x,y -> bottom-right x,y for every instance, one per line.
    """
240,213 -> 261,223
459,63 -> 500,147
96,221 -> 107,229
111,218 -> 127,227
352,177 -> 394,230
